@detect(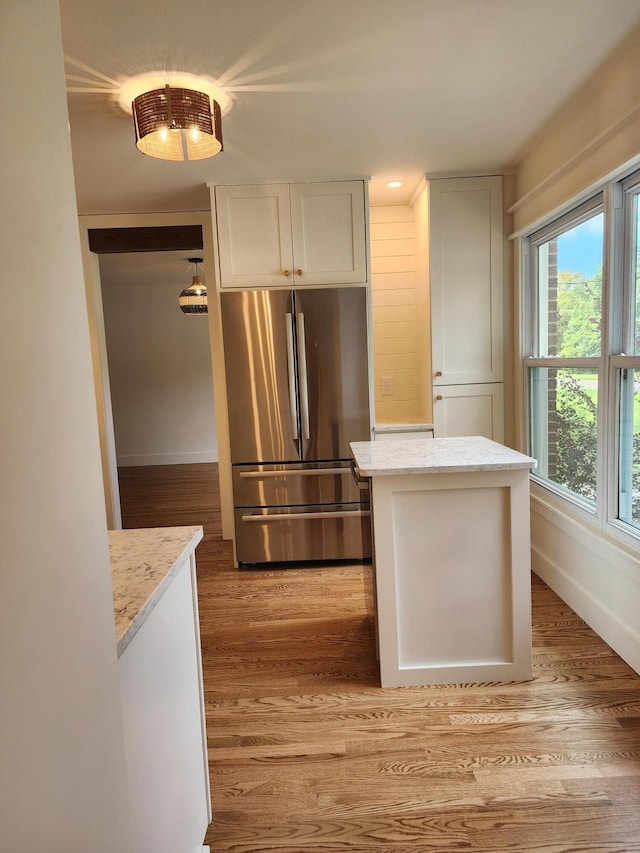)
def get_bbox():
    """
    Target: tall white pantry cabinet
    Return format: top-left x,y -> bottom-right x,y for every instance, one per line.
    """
419,175 -> 504,441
